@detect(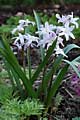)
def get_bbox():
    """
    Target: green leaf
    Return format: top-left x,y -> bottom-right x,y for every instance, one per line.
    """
0,84 -> 13,103
34,10 -> 45,61
72,56 -> 80,63
64,59 -> 80,78
4,60 -> 15,88
37,44 -> 80,96
64,44 -> 80,54
45,64 -> 69,108
72,117 -> 80,120
0,25 -> 12,33
0,37 -> 37,98
33,10 -> 41,30
31,40 -> 57,84
21,98 -> 44,116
